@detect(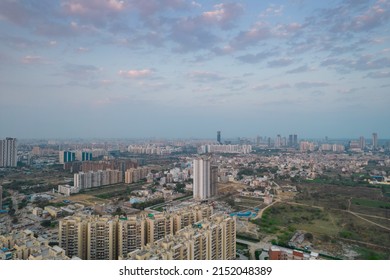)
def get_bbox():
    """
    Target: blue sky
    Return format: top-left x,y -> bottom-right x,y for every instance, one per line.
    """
0,0 -> 389,139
